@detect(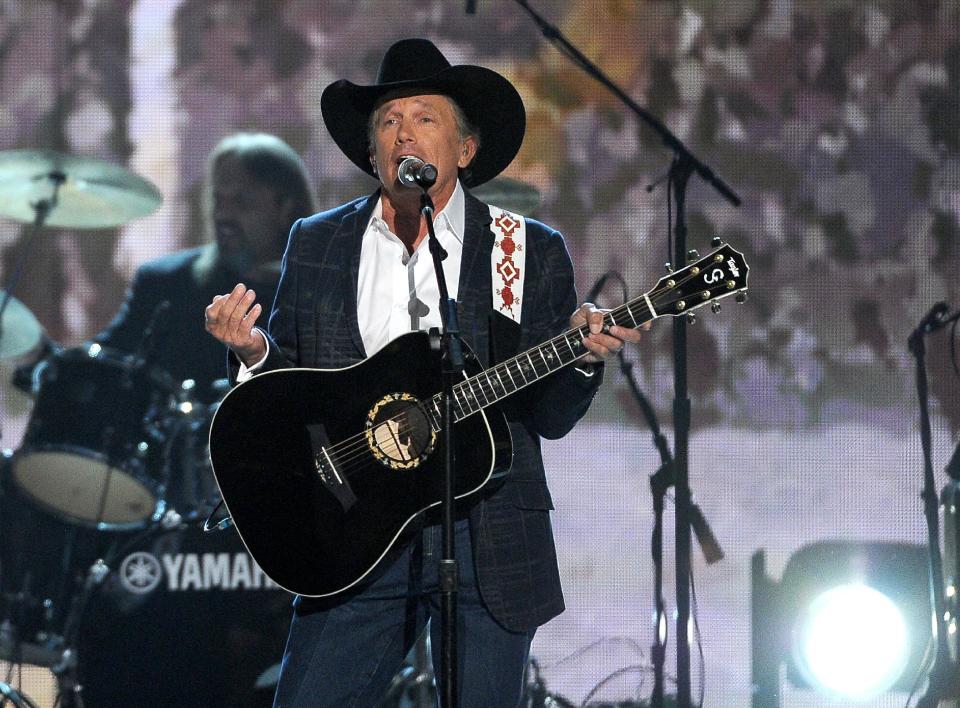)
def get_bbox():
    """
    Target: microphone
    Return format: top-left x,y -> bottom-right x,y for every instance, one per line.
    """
946,438 -> 960,481
135,299 -> 171,361
689,502 -> 725,564
398,157 -> 438,190
917,301 -> 949,334
909,301 -> 950,346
